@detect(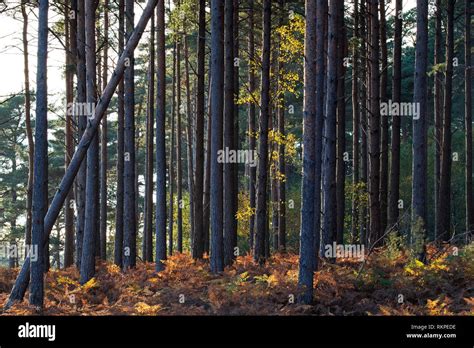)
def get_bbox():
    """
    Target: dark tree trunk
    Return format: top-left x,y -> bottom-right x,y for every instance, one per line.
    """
379,0 -> 388,237
123,0 -> 137,269
114,0 -> 125,268
412,0 -> 429,258
254,0 -> 271,264
64,5 -> 75,268
203,76 -> 212,255
143,11 -> 155,262
433,0 -> 443,237
388,0 -> 403,230
298,0 -> 317,305
75,0 -> 87,268
192,0 -> 206,259
322,0 -> 338,254
155,0 -> 167,271
99,0 -> 109,261
351,0 -> 359,243
80,0 -> 98,284
368,0 -> 381,247
168,42 -> 176,256
4,0 -> 158,309
248,0 -> 256,252
224,0 -> 235,266
176,36 -> 183,253
314,0 -> 326,260
29,0 -> 48,309
466,0 -> 473,239
437,0 -> 454,243
335,0 -> 346,245
210,0 -> 225,272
